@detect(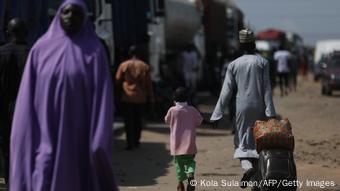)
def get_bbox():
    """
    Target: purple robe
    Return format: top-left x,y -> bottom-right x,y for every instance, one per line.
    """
10,0 -> 117,190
